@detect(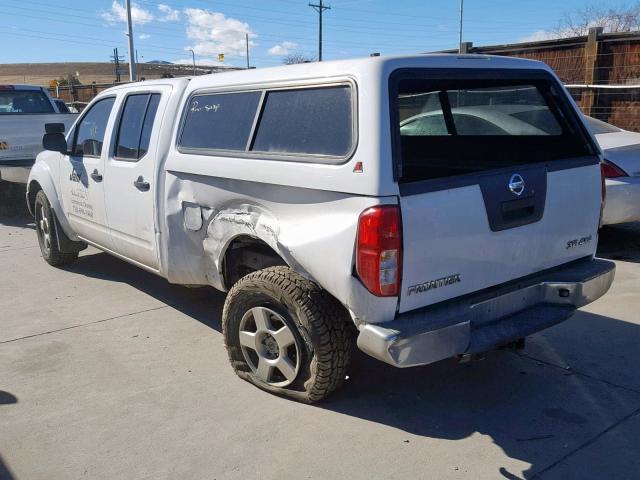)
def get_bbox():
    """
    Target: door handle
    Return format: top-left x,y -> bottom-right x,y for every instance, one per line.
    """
90,169 -> 103,182
133,176 -> 150,191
